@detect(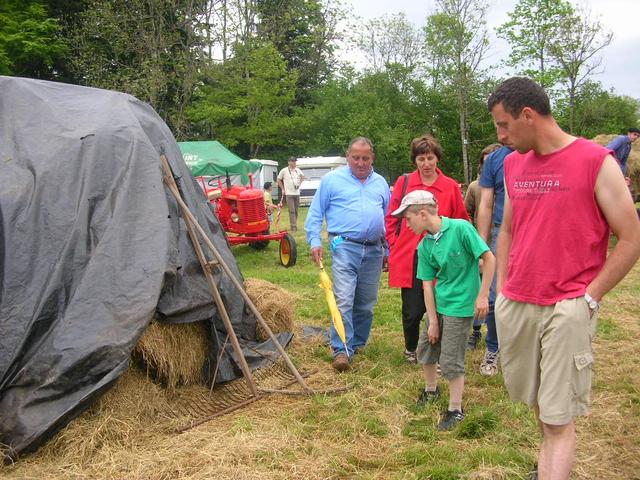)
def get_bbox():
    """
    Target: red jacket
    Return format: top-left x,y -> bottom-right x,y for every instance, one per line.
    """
385,169 -> 470,288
